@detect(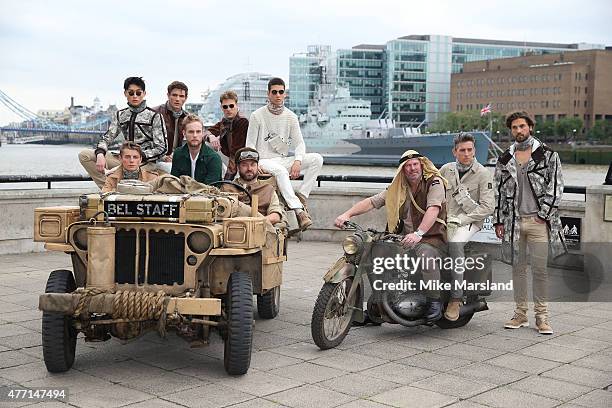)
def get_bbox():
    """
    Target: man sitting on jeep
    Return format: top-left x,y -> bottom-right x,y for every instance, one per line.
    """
102,141 -> 160,193
334,150 -> 448,321
220,147 -> 284,225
